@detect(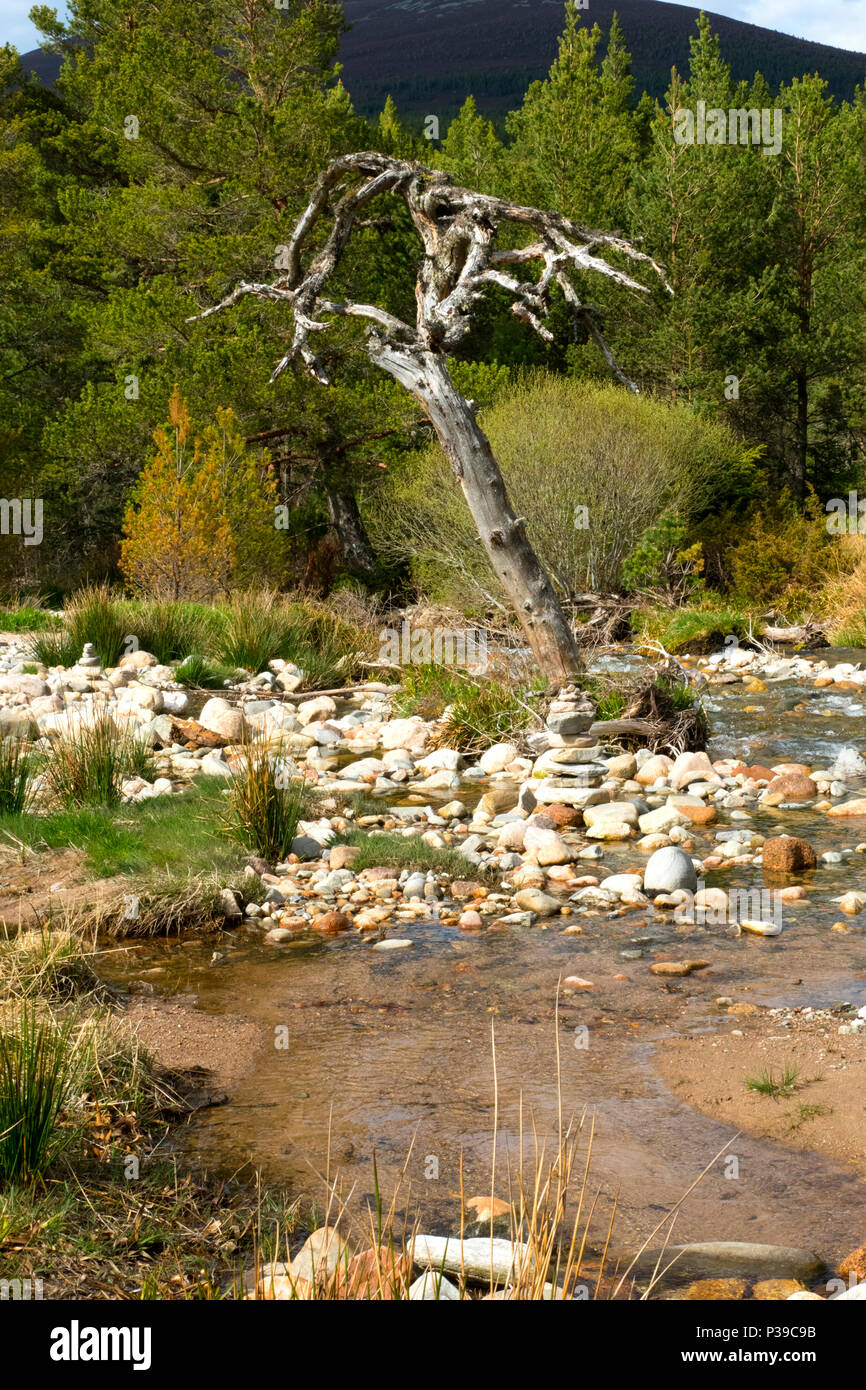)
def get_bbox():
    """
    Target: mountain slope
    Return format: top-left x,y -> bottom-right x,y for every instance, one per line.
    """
14,0 -> 866,119
340,0 -> 866,116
